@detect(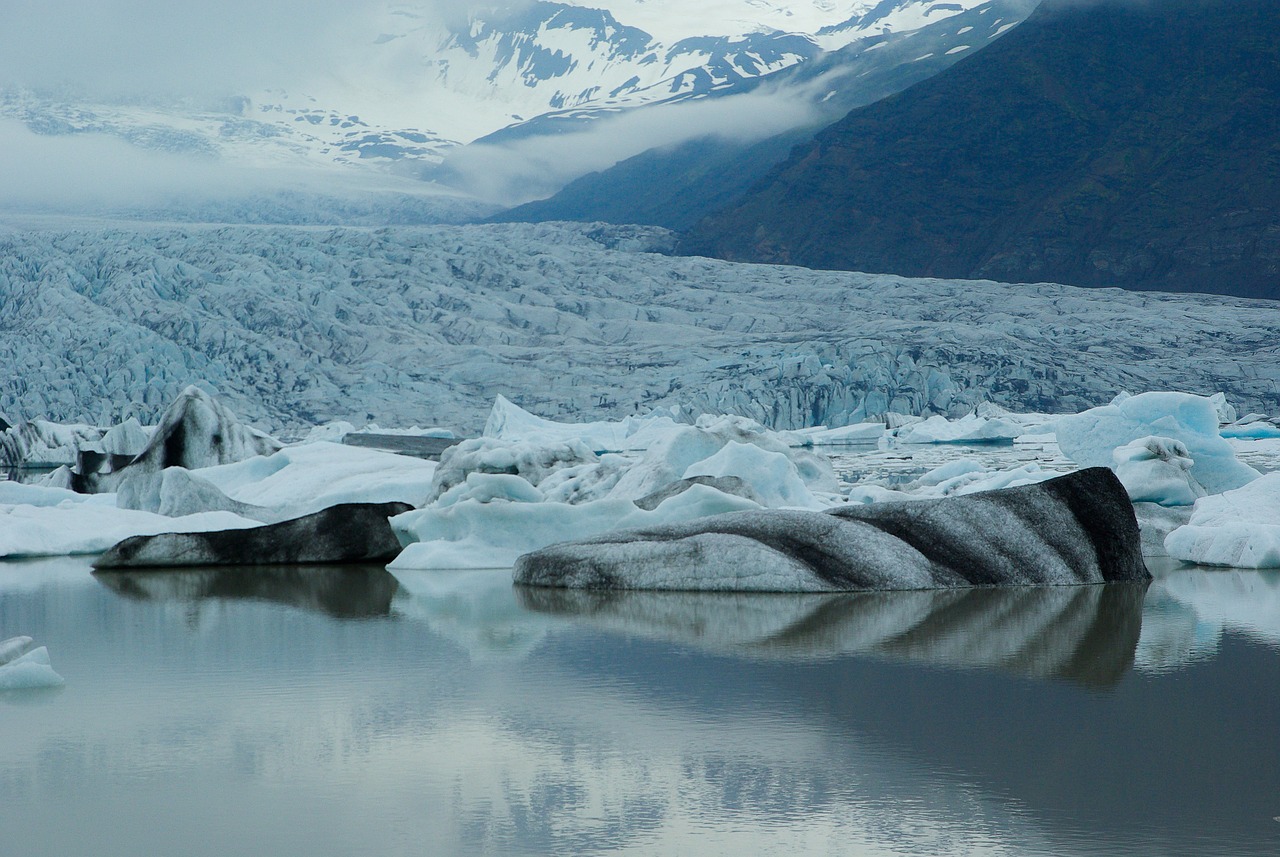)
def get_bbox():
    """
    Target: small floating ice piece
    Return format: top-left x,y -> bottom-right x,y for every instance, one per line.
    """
795,422 -> 886,445
896,414 -> 1022,444
0,637 -> 65,690
0,636 -> 34,666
